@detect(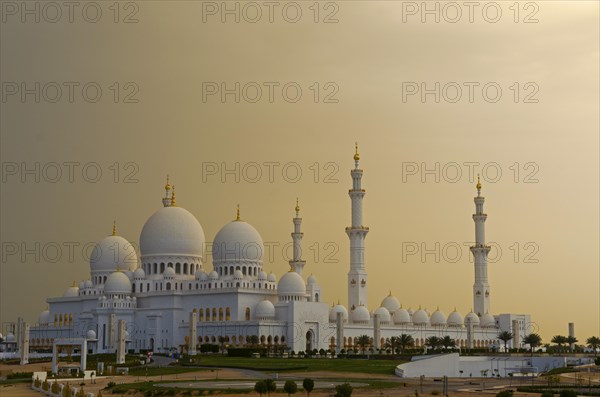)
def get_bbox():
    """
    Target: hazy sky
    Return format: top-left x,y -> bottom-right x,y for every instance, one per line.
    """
1,1 -> 598,342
